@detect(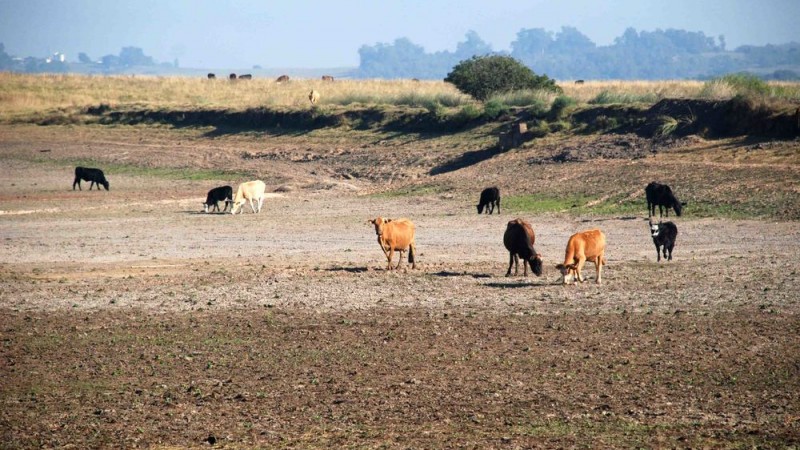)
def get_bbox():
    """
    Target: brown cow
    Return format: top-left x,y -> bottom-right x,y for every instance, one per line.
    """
555,229 -> 606,284
503,218 -> 543,277
369,217 -> 417,270
321,75 -> 334,81
276,75 -> 289,82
